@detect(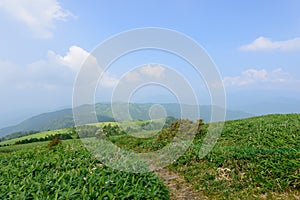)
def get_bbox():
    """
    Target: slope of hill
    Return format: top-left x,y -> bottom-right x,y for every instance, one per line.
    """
0,109 -> 73,137
0,103 -> 252,137
0,114 -> 299,199
169,114 -> 300,199
0,140 -> 169,199
109,114 -> 300,199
